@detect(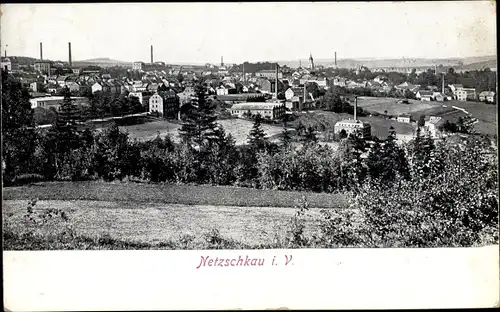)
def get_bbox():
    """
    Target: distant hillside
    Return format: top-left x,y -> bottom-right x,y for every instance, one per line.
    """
456,60 -> 497,71
73,58 -> 133,68
278,55 -> 497,69
7,56 -> 38,66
